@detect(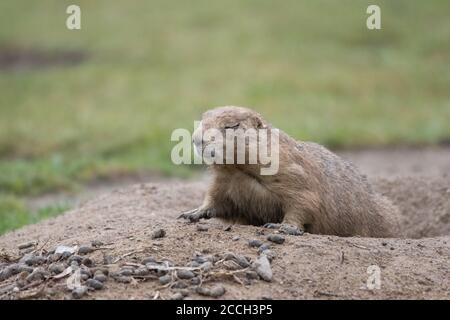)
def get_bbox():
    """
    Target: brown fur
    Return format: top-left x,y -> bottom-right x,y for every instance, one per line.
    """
185,106 -> 401,238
